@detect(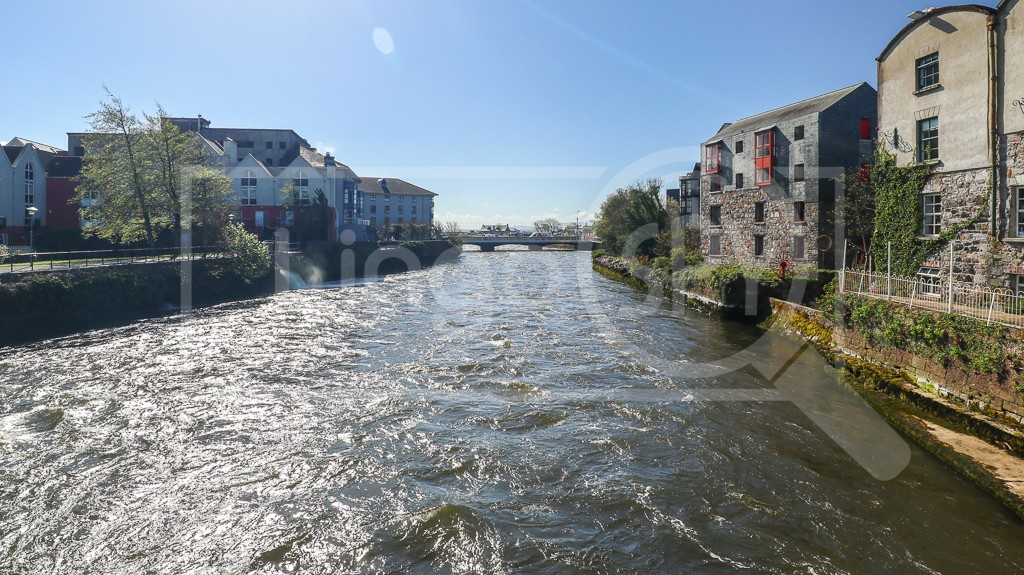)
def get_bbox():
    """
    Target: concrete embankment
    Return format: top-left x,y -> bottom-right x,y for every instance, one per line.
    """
593,255 -> 1024,519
